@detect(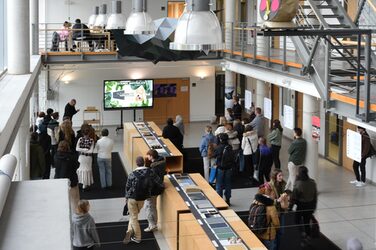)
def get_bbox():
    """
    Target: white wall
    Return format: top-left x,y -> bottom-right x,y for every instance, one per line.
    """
41,0 -> 168,24
46,60 -> 218,126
